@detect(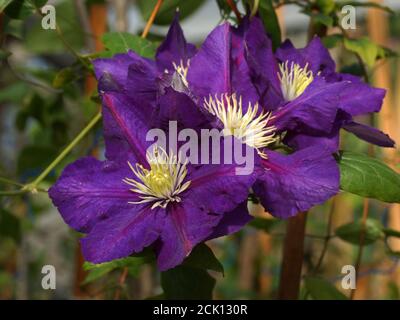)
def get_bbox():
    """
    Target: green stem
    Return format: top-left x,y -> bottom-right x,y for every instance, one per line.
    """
0,190 -> 27,196
0,177 -> 23,187
250,0 -> 260,17
24,112 -> 102,191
